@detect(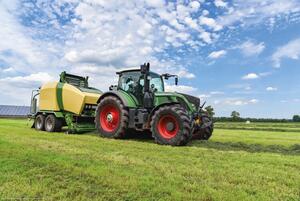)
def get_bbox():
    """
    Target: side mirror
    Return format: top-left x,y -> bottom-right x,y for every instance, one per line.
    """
175,77 -> 178,85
